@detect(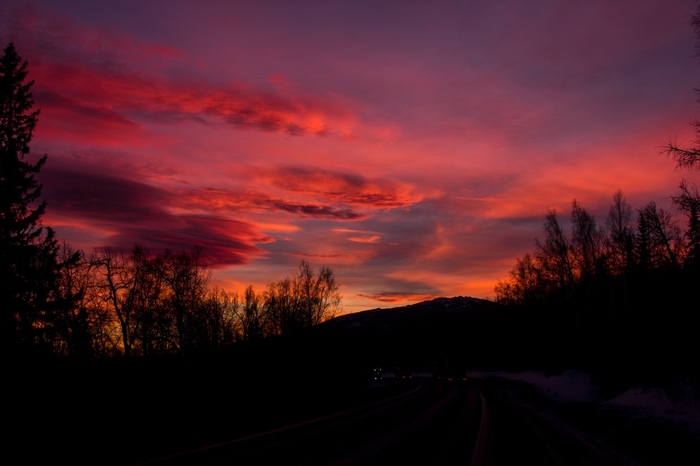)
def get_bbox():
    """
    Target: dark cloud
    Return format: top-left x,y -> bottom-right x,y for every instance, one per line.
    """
224,106 -> 308,136
42,165 -> 171,225
276,166 -> 367,189
40,166 -> 266,266
179,187 -> 368,220
356,292 -> 440,304
355,276 -> 443,304
105,216 -> 265,267
341,192 -> 406,207
270,201 -> 365,220
35,91 -> 138,130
